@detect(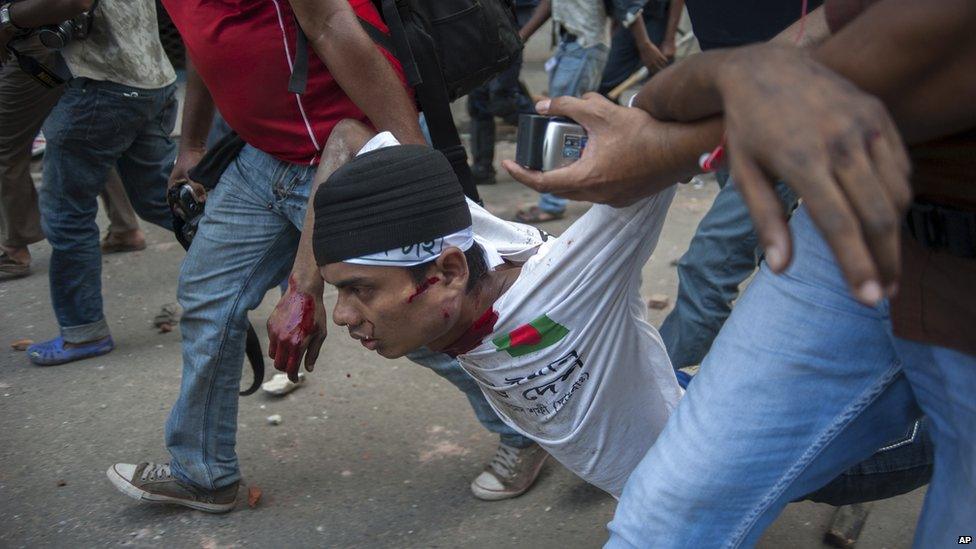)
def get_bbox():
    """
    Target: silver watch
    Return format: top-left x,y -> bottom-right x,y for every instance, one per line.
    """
1,2 -> 26,31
